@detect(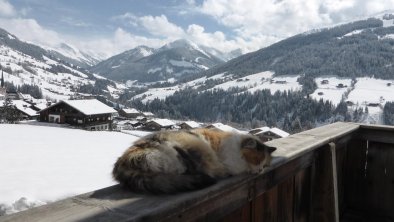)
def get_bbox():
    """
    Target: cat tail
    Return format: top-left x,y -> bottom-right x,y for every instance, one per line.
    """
113,167 -> 216,194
